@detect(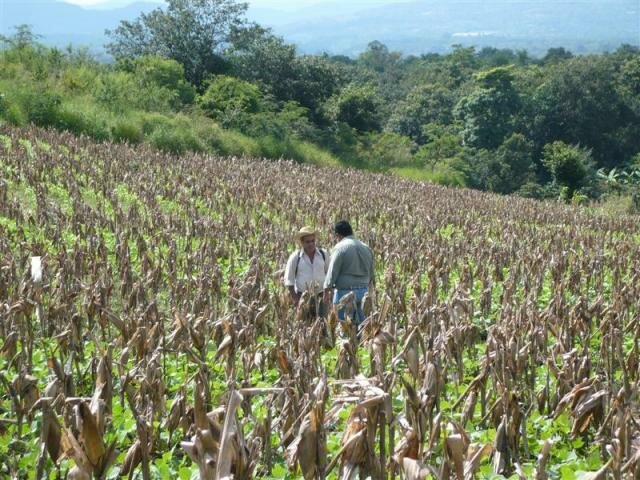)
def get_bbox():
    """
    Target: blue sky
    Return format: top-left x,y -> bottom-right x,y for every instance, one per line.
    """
64,0 -> 338,5
63,0 -> 404,8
